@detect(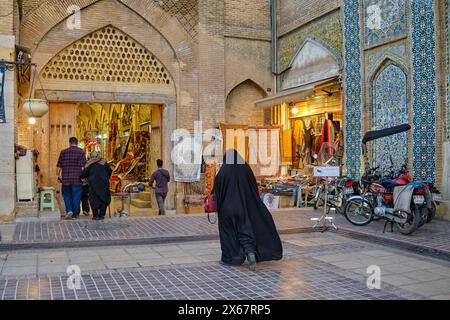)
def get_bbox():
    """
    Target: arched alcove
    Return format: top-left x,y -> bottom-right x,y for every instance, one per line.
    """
225,79 -> 267,125
281,38 -> 342,90
370,61 -> 409,172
